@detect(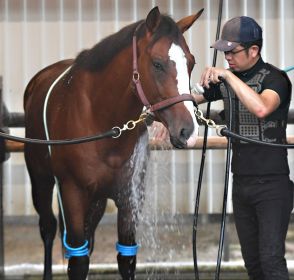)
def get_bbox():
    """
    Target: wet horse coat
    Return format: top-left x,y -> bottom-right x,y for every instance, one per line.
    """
24,7 -> 203,280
